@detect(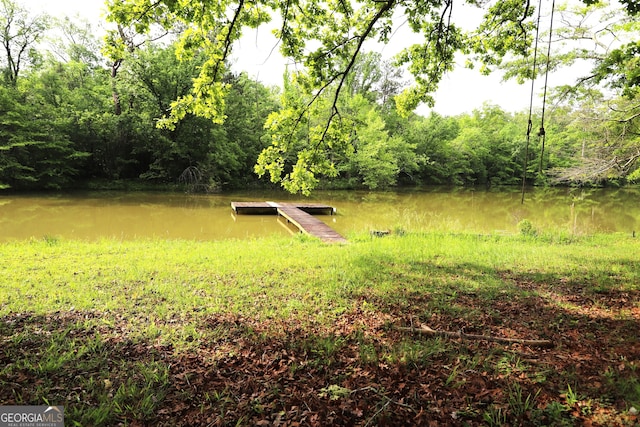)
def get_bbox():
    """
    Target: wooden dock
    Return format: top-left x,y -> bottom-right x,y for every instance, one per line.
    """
231,201 -> 347,243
